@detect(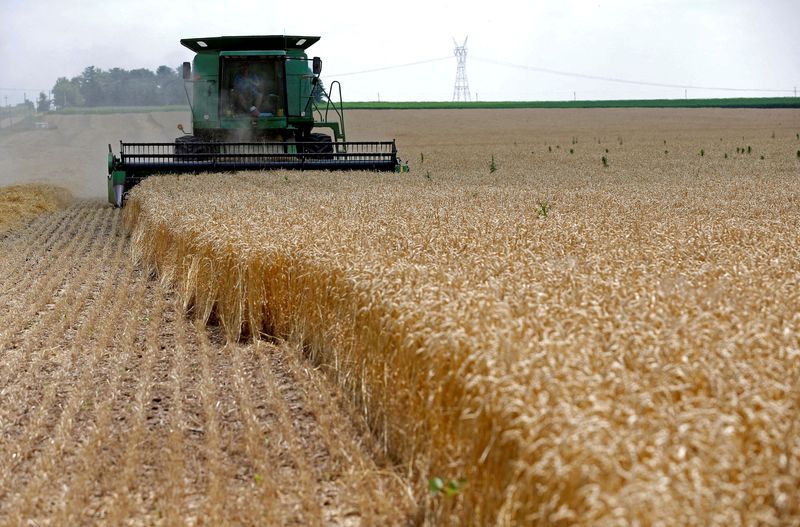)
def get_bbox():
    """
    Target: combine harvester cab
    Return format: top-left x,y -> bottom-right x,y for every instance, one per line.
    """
108,35 -> 408,207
